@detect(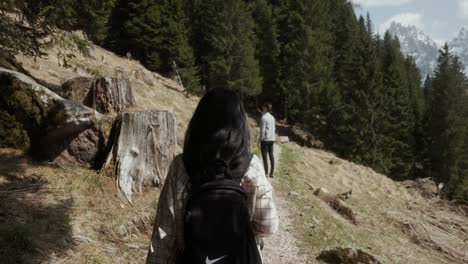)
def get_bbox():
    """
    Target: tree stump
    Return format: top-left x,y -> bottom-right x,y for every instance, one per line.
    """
101,111 -> 177,203
60,77 -> 136,114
